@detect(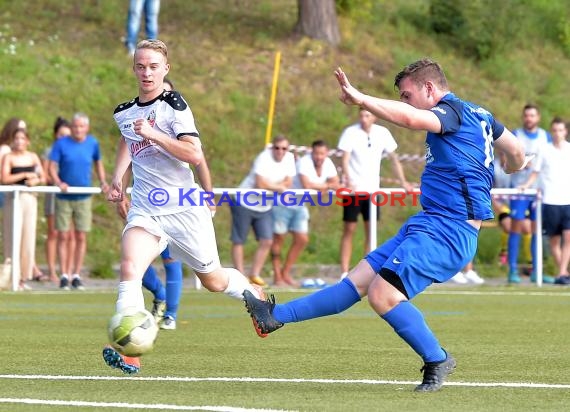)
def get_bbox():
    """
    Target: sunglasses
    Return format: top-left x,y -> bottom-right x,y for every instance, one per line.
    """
273,146 -> 288,151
